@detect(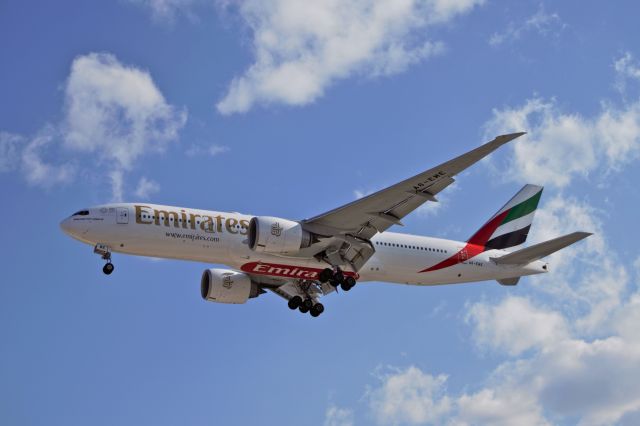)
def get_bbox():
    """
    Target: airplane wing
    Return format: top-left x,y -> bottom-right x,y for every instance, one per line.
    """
301,132 -> 526,271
